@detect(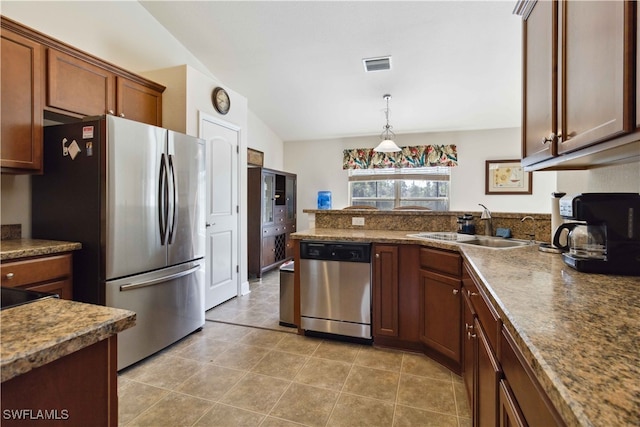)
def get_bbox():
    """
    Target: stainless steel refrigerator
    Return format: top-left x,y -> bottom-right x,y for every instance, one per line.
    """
32,115 -> 205,370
